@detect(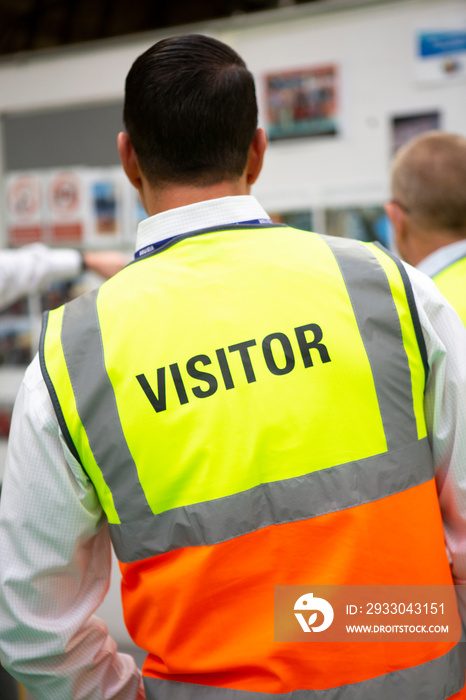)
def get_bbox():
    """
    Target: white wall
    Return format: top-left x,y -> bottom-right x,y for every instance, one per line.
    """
238,0 -> 466,210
